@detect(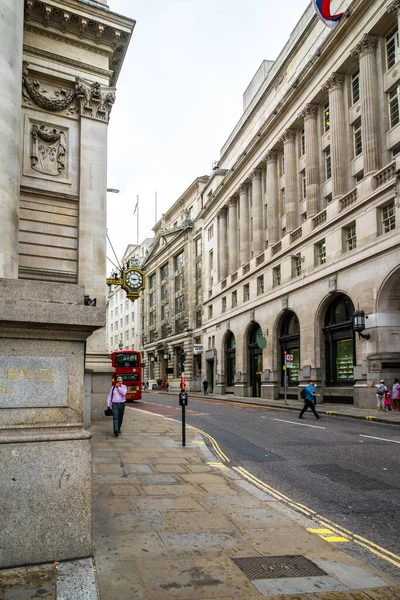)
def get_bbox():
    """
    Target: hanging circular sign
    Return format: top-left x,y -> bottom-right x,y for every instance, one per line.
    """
257,336 -> 267,350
